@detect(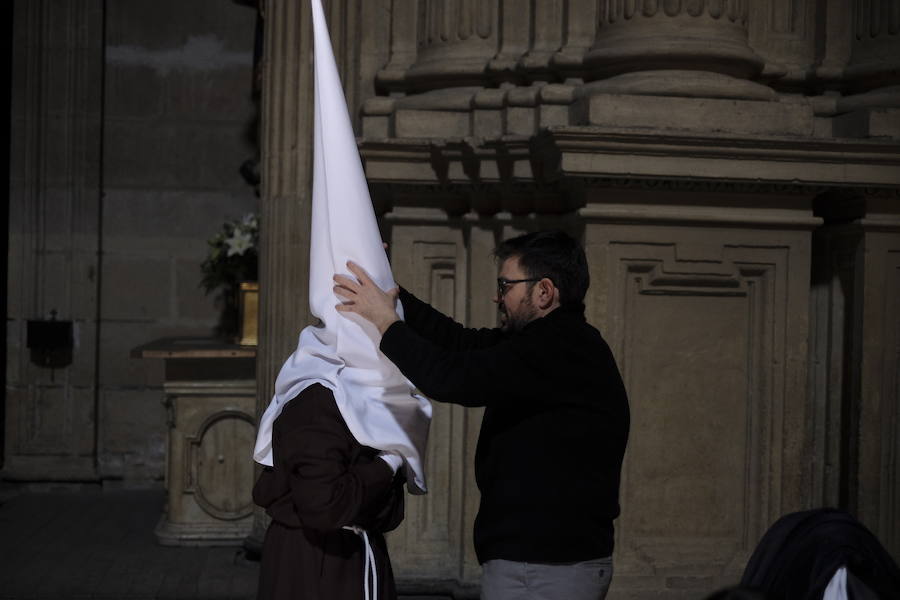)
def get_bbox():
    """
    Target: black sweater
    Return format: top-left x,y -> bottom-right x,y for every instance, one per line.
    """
380,288 -> 630,564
